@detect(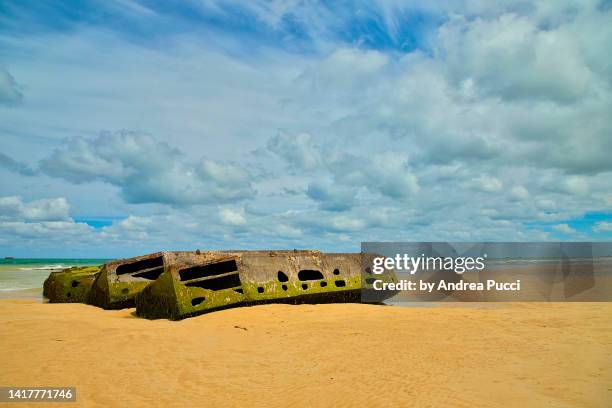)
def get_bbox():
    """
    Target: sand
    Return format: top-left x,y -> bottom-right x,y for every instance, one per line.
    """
0,301 -> 610,407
